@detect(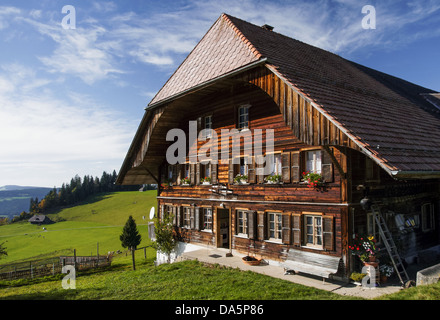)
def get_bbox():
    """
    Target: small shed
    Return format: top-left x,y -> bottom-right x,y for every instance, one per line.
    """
28,215 -> 53,225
